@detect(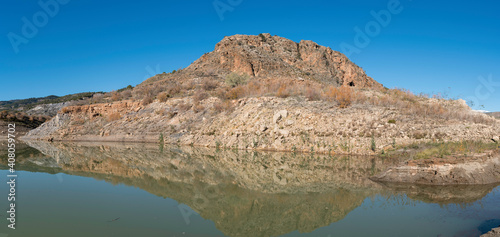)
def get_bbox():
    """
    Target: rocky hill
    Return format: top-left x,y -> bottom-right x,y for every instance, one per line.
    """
23,34 -> 500,155
142,34 -> 380,89
0,92 -> 98,112
189,33 -> 380,88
